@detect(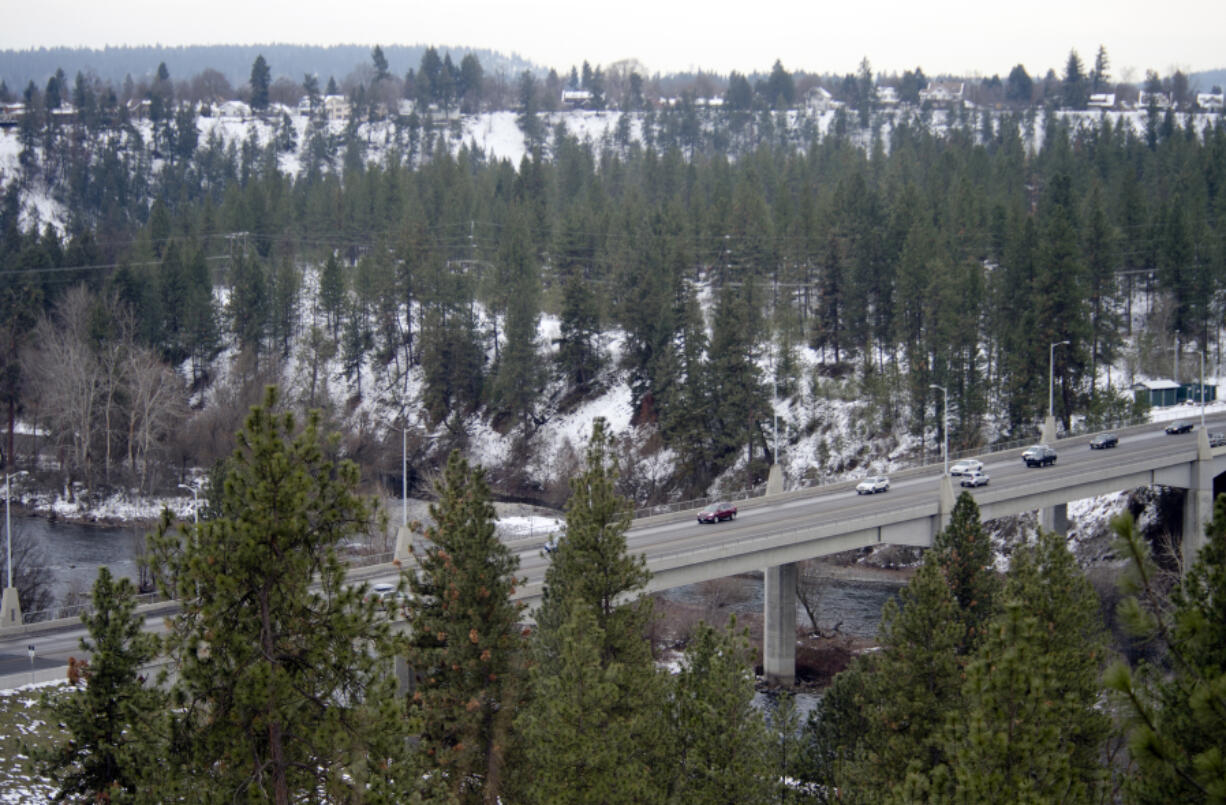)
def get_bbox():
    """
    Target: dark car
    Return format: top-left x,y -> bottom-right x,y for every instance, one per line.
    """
1090,432 -> 1118,449
1022,444 -> 1058,467
697,501 -> 738,523
1165,420 -> 1194,434
1210,432 -> 1226,448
